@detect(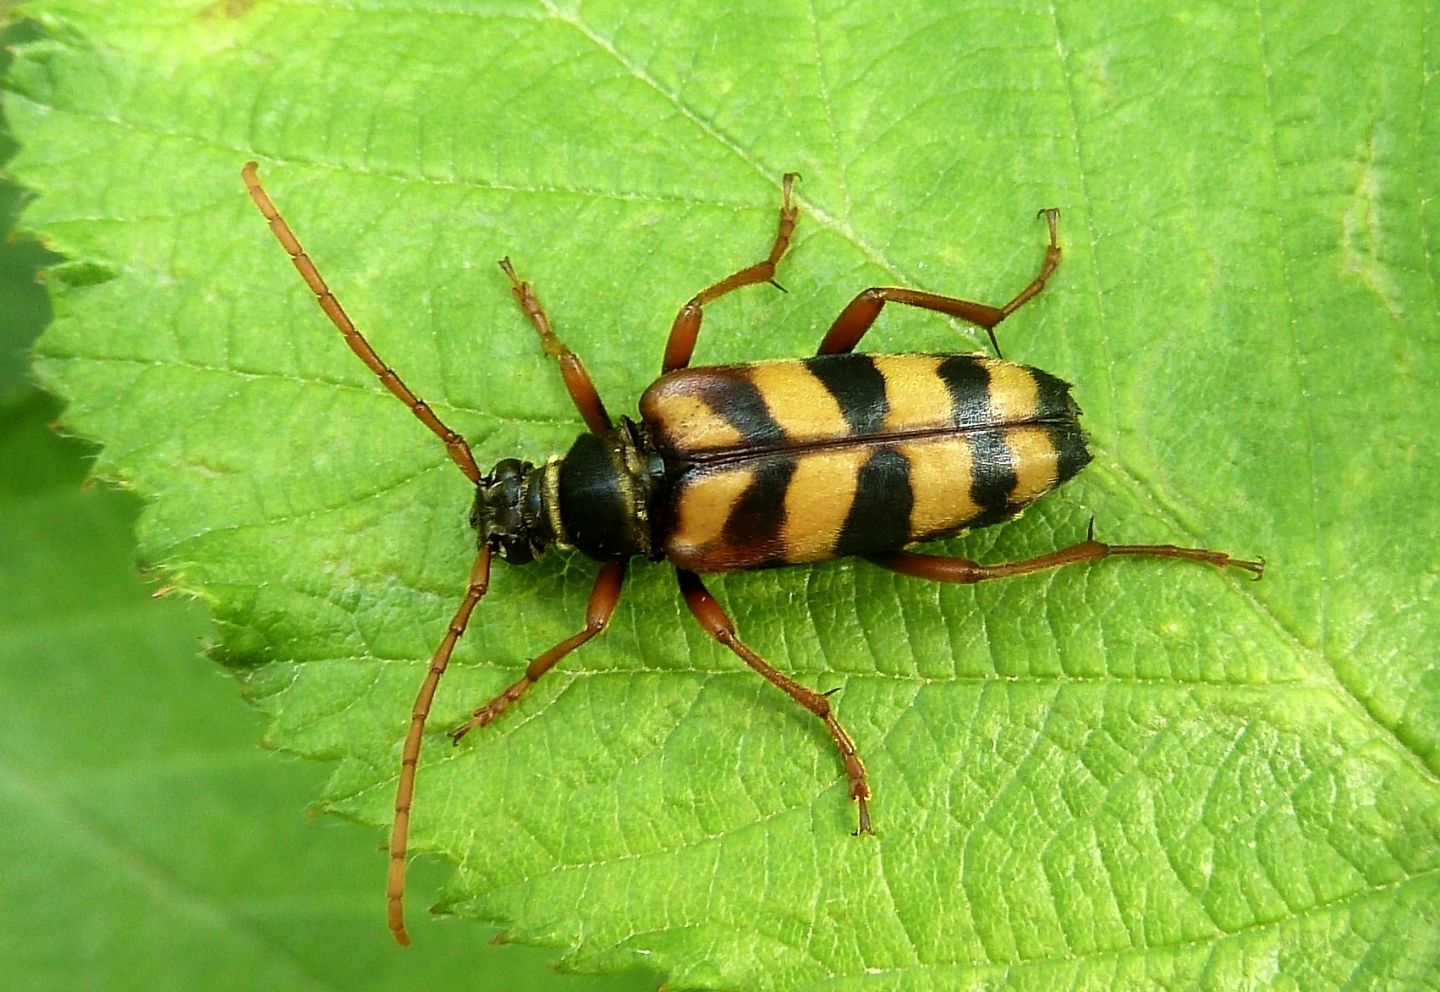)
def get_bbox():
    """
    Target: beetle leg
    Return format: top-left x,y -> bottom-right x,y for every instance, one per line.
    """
390,555 -> 625,946
449,557 -> 629,742
499,258 -> 613,435
389,545 -> 493,947
663,173 -> 800,372
867,530 -> 1266,586
818,208 -> 1061,358
676,568 -> 873,834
